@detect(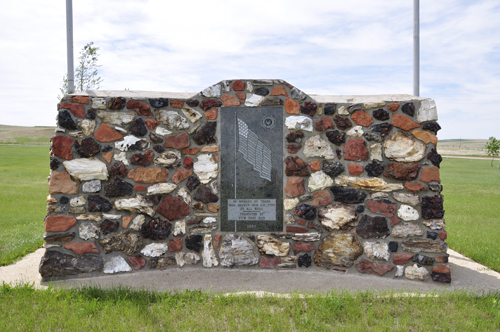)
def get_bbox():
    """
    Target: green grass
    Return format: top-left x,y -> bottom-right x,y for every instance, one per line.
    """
0,284 -> 498,331
0,146 -> 48,265
441,157 -> 500,272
